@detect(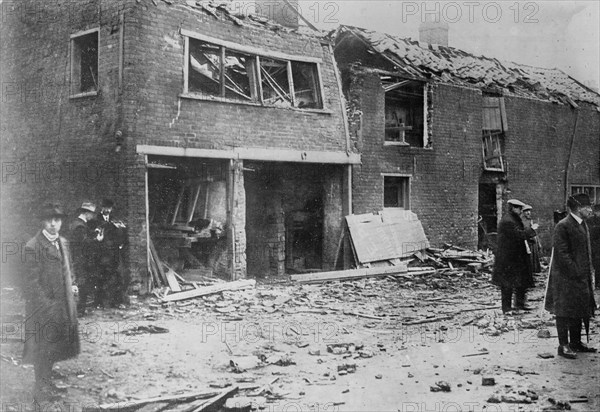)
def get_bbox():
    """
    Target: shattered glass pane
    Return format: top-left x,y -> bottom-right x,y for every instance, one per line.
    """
224,50 -> 257,101
291,62 -> 322,109
189,41 -> 221,96
260,58 -> 291,107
